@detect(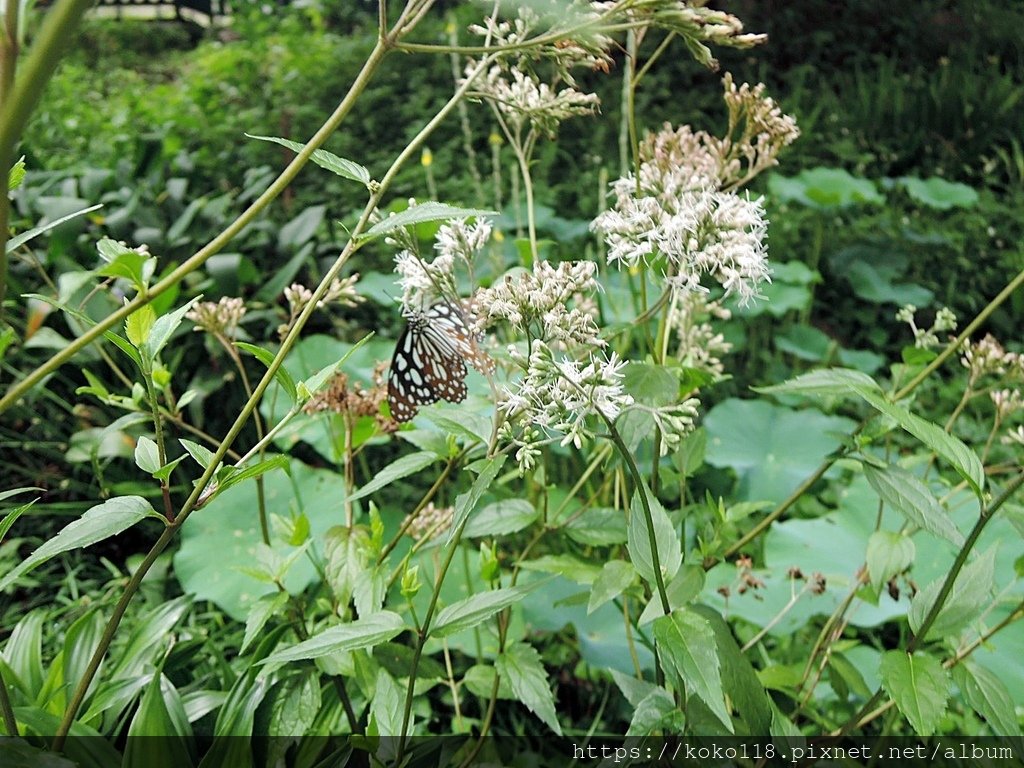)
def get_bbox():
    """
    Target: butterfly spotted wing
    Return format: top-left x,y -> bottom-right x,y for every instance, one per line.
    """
387,302 -> 471,423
